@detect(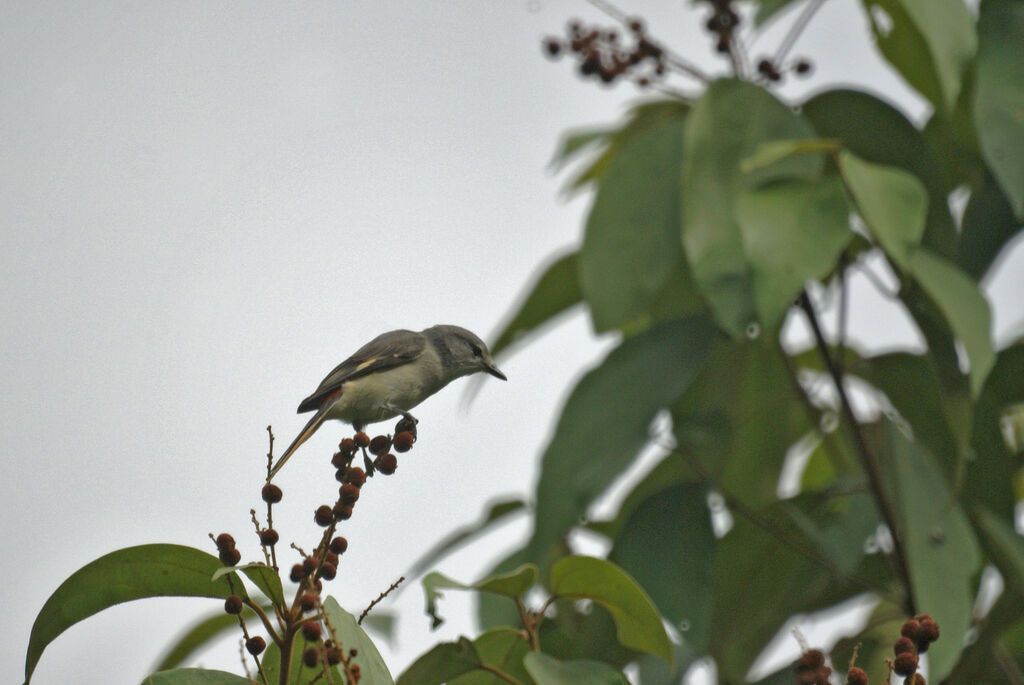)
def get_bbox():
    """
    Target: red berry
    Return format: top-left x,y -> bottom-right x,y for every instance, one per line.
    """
901,619 -> 921,639
375,453 -> 397,475
319,562 -> 337,580
339,437 -> 356,453
303,646 -> 320,666
259,528 -> 279,546
393,431 -> 414,453
339,483 -> 360,505
333,504 -> 353,520
330,536 -> 348,554
353,431 -> 370,448
893,652 -> 919,676
894,636 -> 915,655
300,592 -> 317,612
302,619 -> 321,641
215,533 -> 236,551
315,504 -> 333,526
224,595 -> 243,615
246,636 -> 266,655
261,483 -> 283,503
369,435 -> 390,455
344,467 -> 366,488
846,667 -> 867,685
290,563 -> 304,582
